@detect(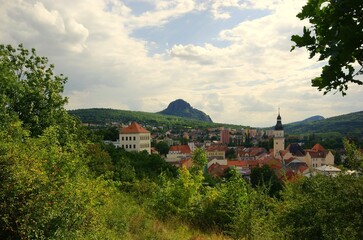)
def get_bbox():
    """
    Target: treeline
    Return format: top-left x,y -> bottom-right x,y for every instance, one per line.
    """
1,44 -> 363,239
284,111 -> 363,140
69,108 -> 247,130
